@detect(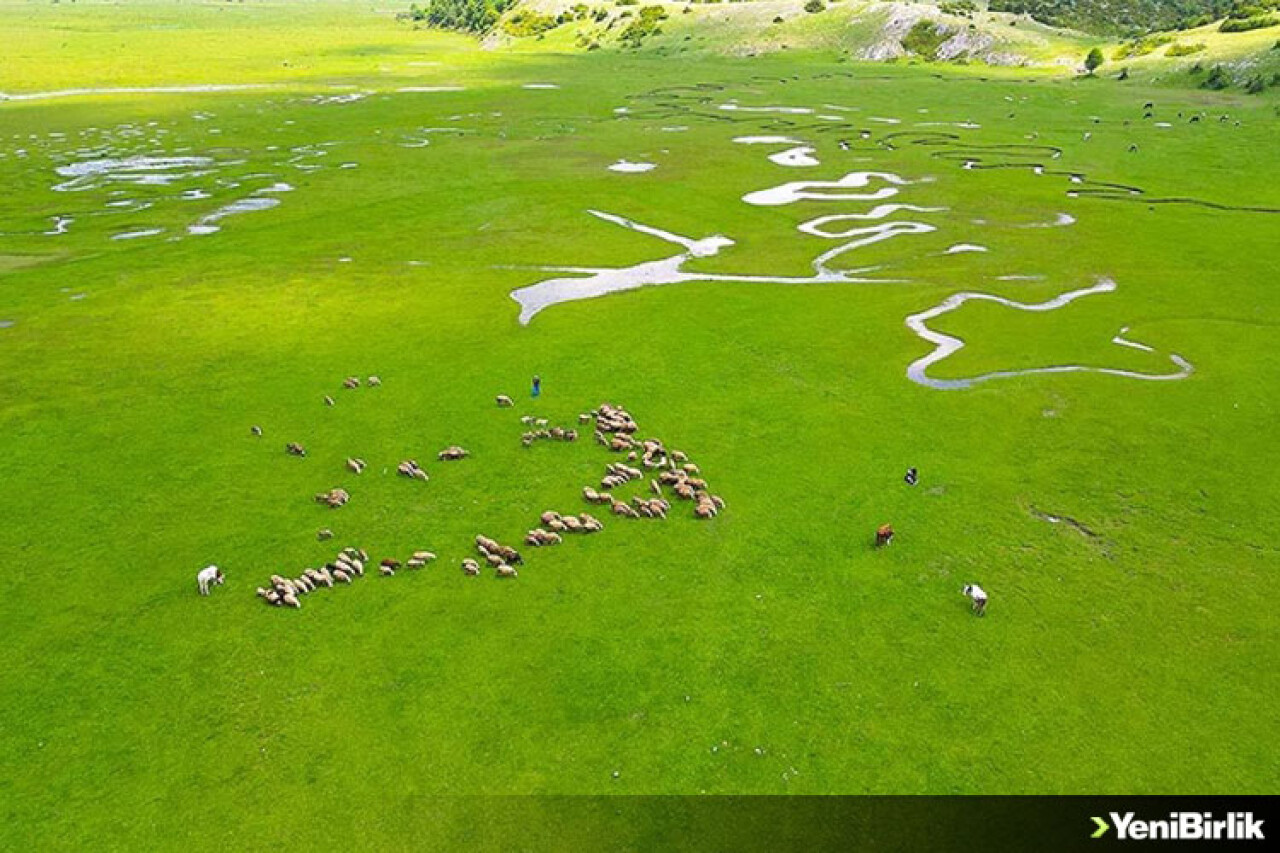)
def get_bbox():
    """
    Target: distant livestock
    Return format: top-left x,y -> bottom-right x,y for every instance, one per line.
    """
197,565 -> 224,596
